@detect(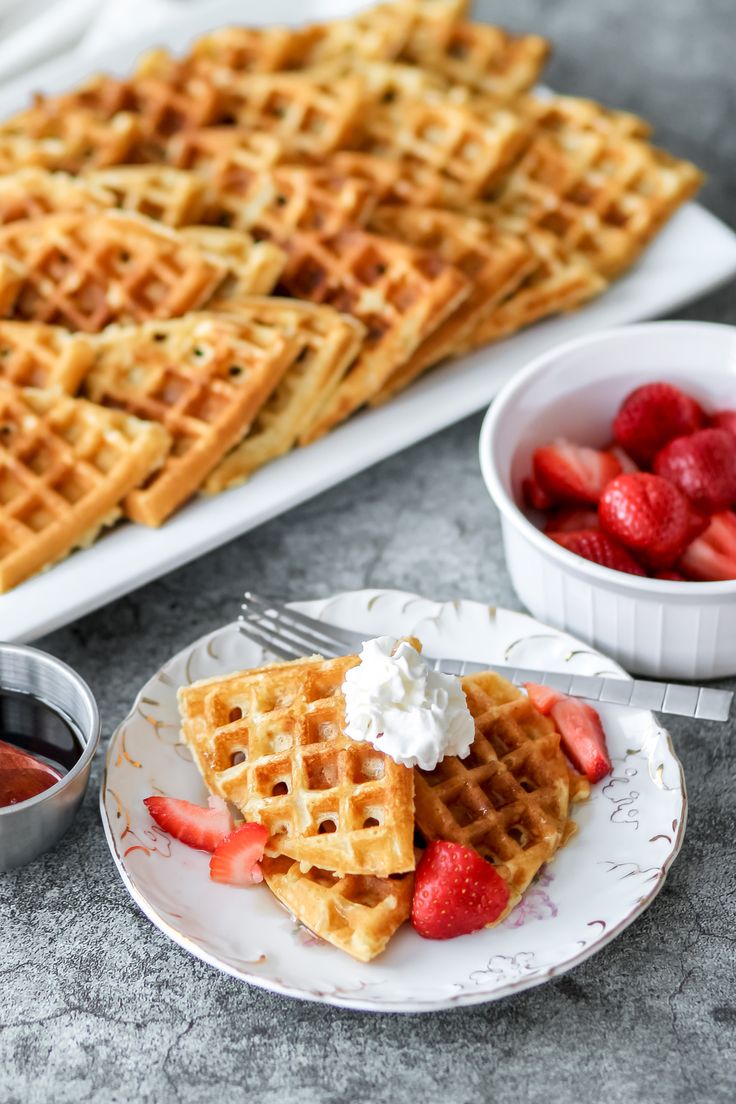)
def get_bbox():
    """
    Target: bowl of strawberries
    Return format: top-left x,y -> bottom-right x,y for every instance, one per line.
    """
479,321 -> 736,679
